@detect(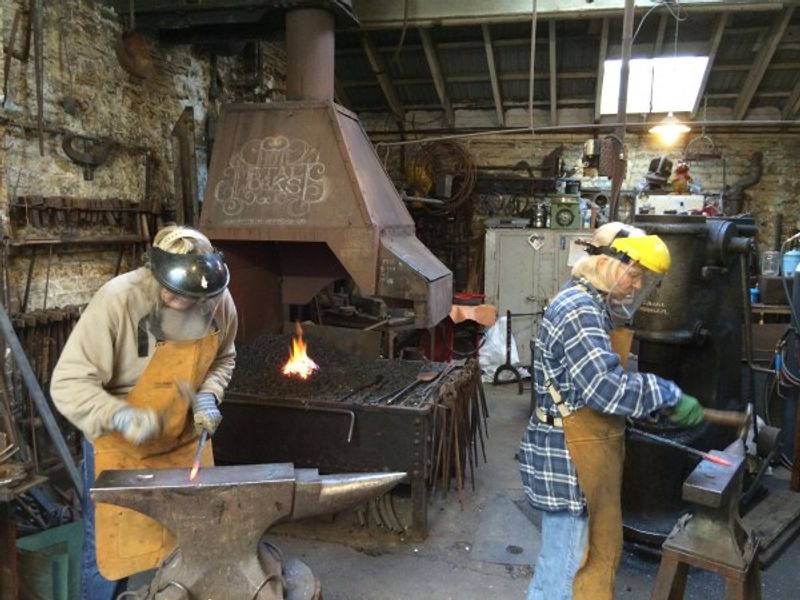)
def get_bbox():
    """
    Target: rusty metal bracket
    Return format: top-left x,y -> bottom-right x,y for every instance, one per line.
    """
62,134 -> 115,180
